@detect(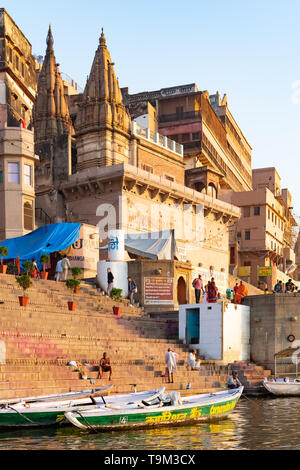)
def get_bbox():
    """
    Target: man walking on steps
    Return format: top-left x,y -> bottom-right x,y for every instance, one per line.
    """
61,254 -> 71,281
107,267 -> 114,297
